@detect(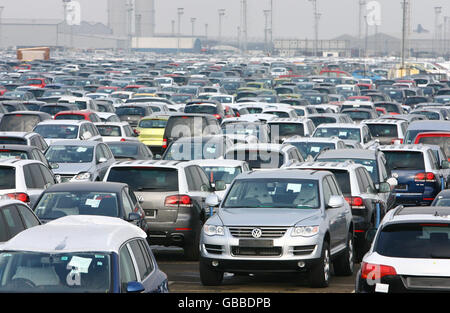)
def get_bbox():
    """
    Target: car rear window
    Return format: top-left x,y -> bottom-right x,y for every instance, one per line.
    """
344,110 -> 372,120
383,151 -> 425,171
375,223 -> 450,259
54,114 -> 85,121
165,116 -> 207,139
309,116 -> 337,127
225,150 -> 284,169
97,126 -> 122,137
366,124 -> 398,138
0,137 -> 27,145
40,106 -> 71,116
116,107 -> 146,116
138,119 -> 167,129
0,150 -> 28,160
184,105 -> 218,115
0,115 -> 41,132
270,123 -> 305,137
107,144 -> 139,157
329,170 -> 351,195
416,136 -> 450,158
0,166 -> 15,189
106,167 -> 179,191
